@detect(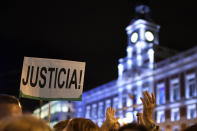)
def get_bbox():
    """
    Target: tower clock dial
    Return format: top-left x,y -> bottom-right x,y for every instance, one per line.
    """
145,31 -> 154,42
131,32 -> 138,43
